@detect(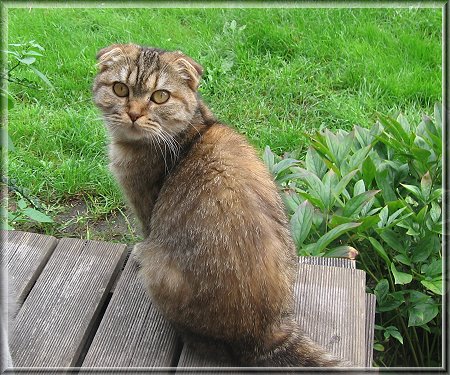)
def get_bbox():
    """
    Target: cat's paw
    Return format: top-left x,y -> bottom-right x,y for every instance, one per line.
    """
131,242 -> 144,263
